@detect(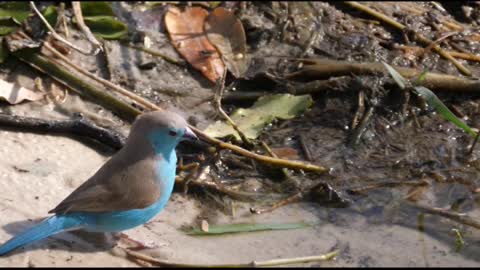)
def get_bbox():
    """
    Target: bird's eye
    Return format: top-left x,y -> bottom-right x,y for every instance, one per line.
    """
169,130 -> 177,136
